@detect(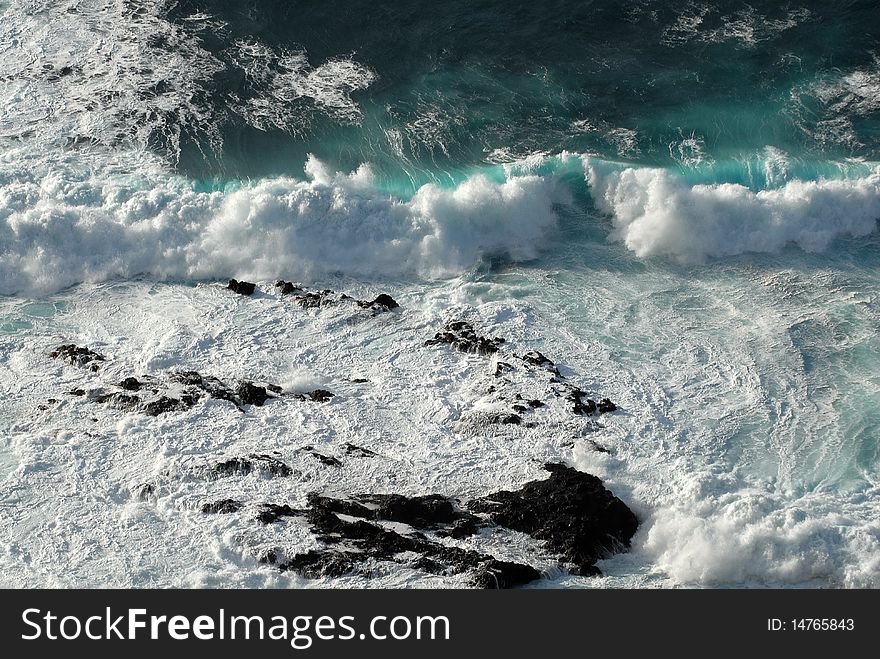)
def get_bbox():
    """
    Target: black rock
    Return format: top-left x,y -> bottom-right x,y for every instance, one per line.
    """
202,499 -> 243,514
296,389 -> 335,403
279,550 -> 356,578
486,412 -> 522,425
118,377 -> 143,391
597,398 -> 618,414
359,494 -> 460,528
227,279 -> 256,295
494,361 -> 514,377
468,463 -> 638,574
236,382 -> 271,406
471,559 -> 542,589
300,447 -> 342,467
527,399 -> 545,408
296,290 -> 335,308
68,388 -> 86,396
435,517 -> 481,540
134,483 -> 154,500
343,443 -> 377,457
142,396 -> 190,416
275,280 -> 303,295
51,344 -> 106,370
357,293 -> 400,312
256,503 -> 304,524
425,321 -> 505,356
213,454 -> 292,479
521,350 -> 557,371
93,392 -> 141,411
